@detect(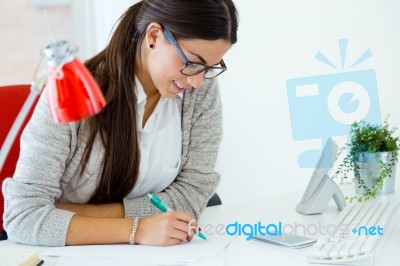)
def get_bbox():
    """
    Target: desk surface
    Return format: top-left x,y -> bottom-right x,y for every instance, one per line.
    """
201,189 -> 400,266
1,185 -> 400,266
